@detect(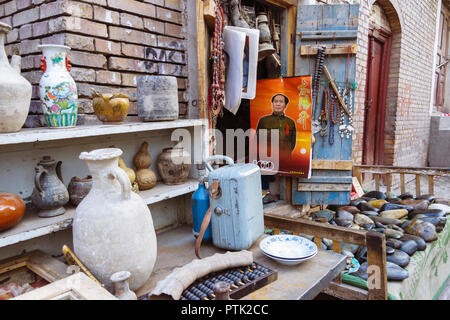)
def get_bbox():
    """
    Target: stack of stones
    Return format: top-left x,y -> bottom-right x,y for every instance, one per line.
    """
309,191 -> 450,281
